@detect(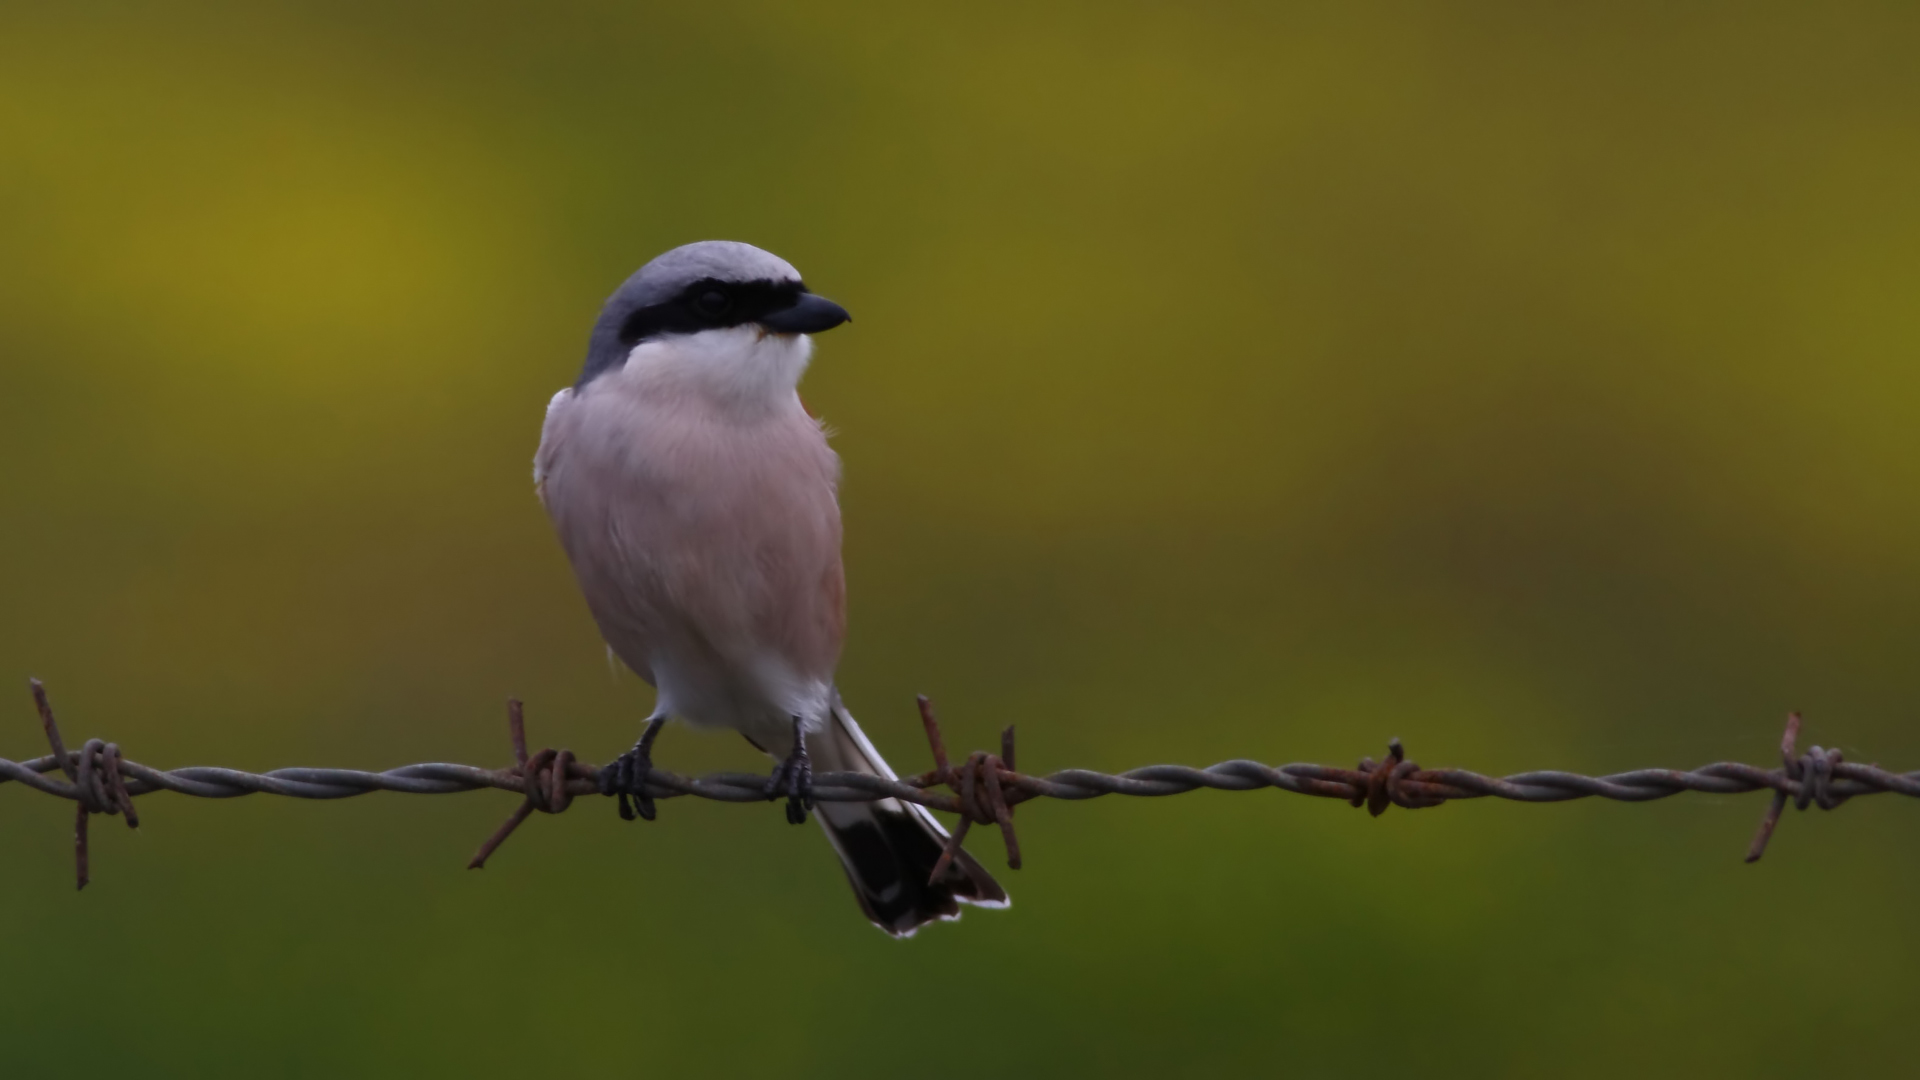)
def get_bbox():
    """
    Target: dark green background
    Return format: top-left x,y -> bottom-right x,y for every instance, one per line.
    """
3,2 -> 1916,1075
